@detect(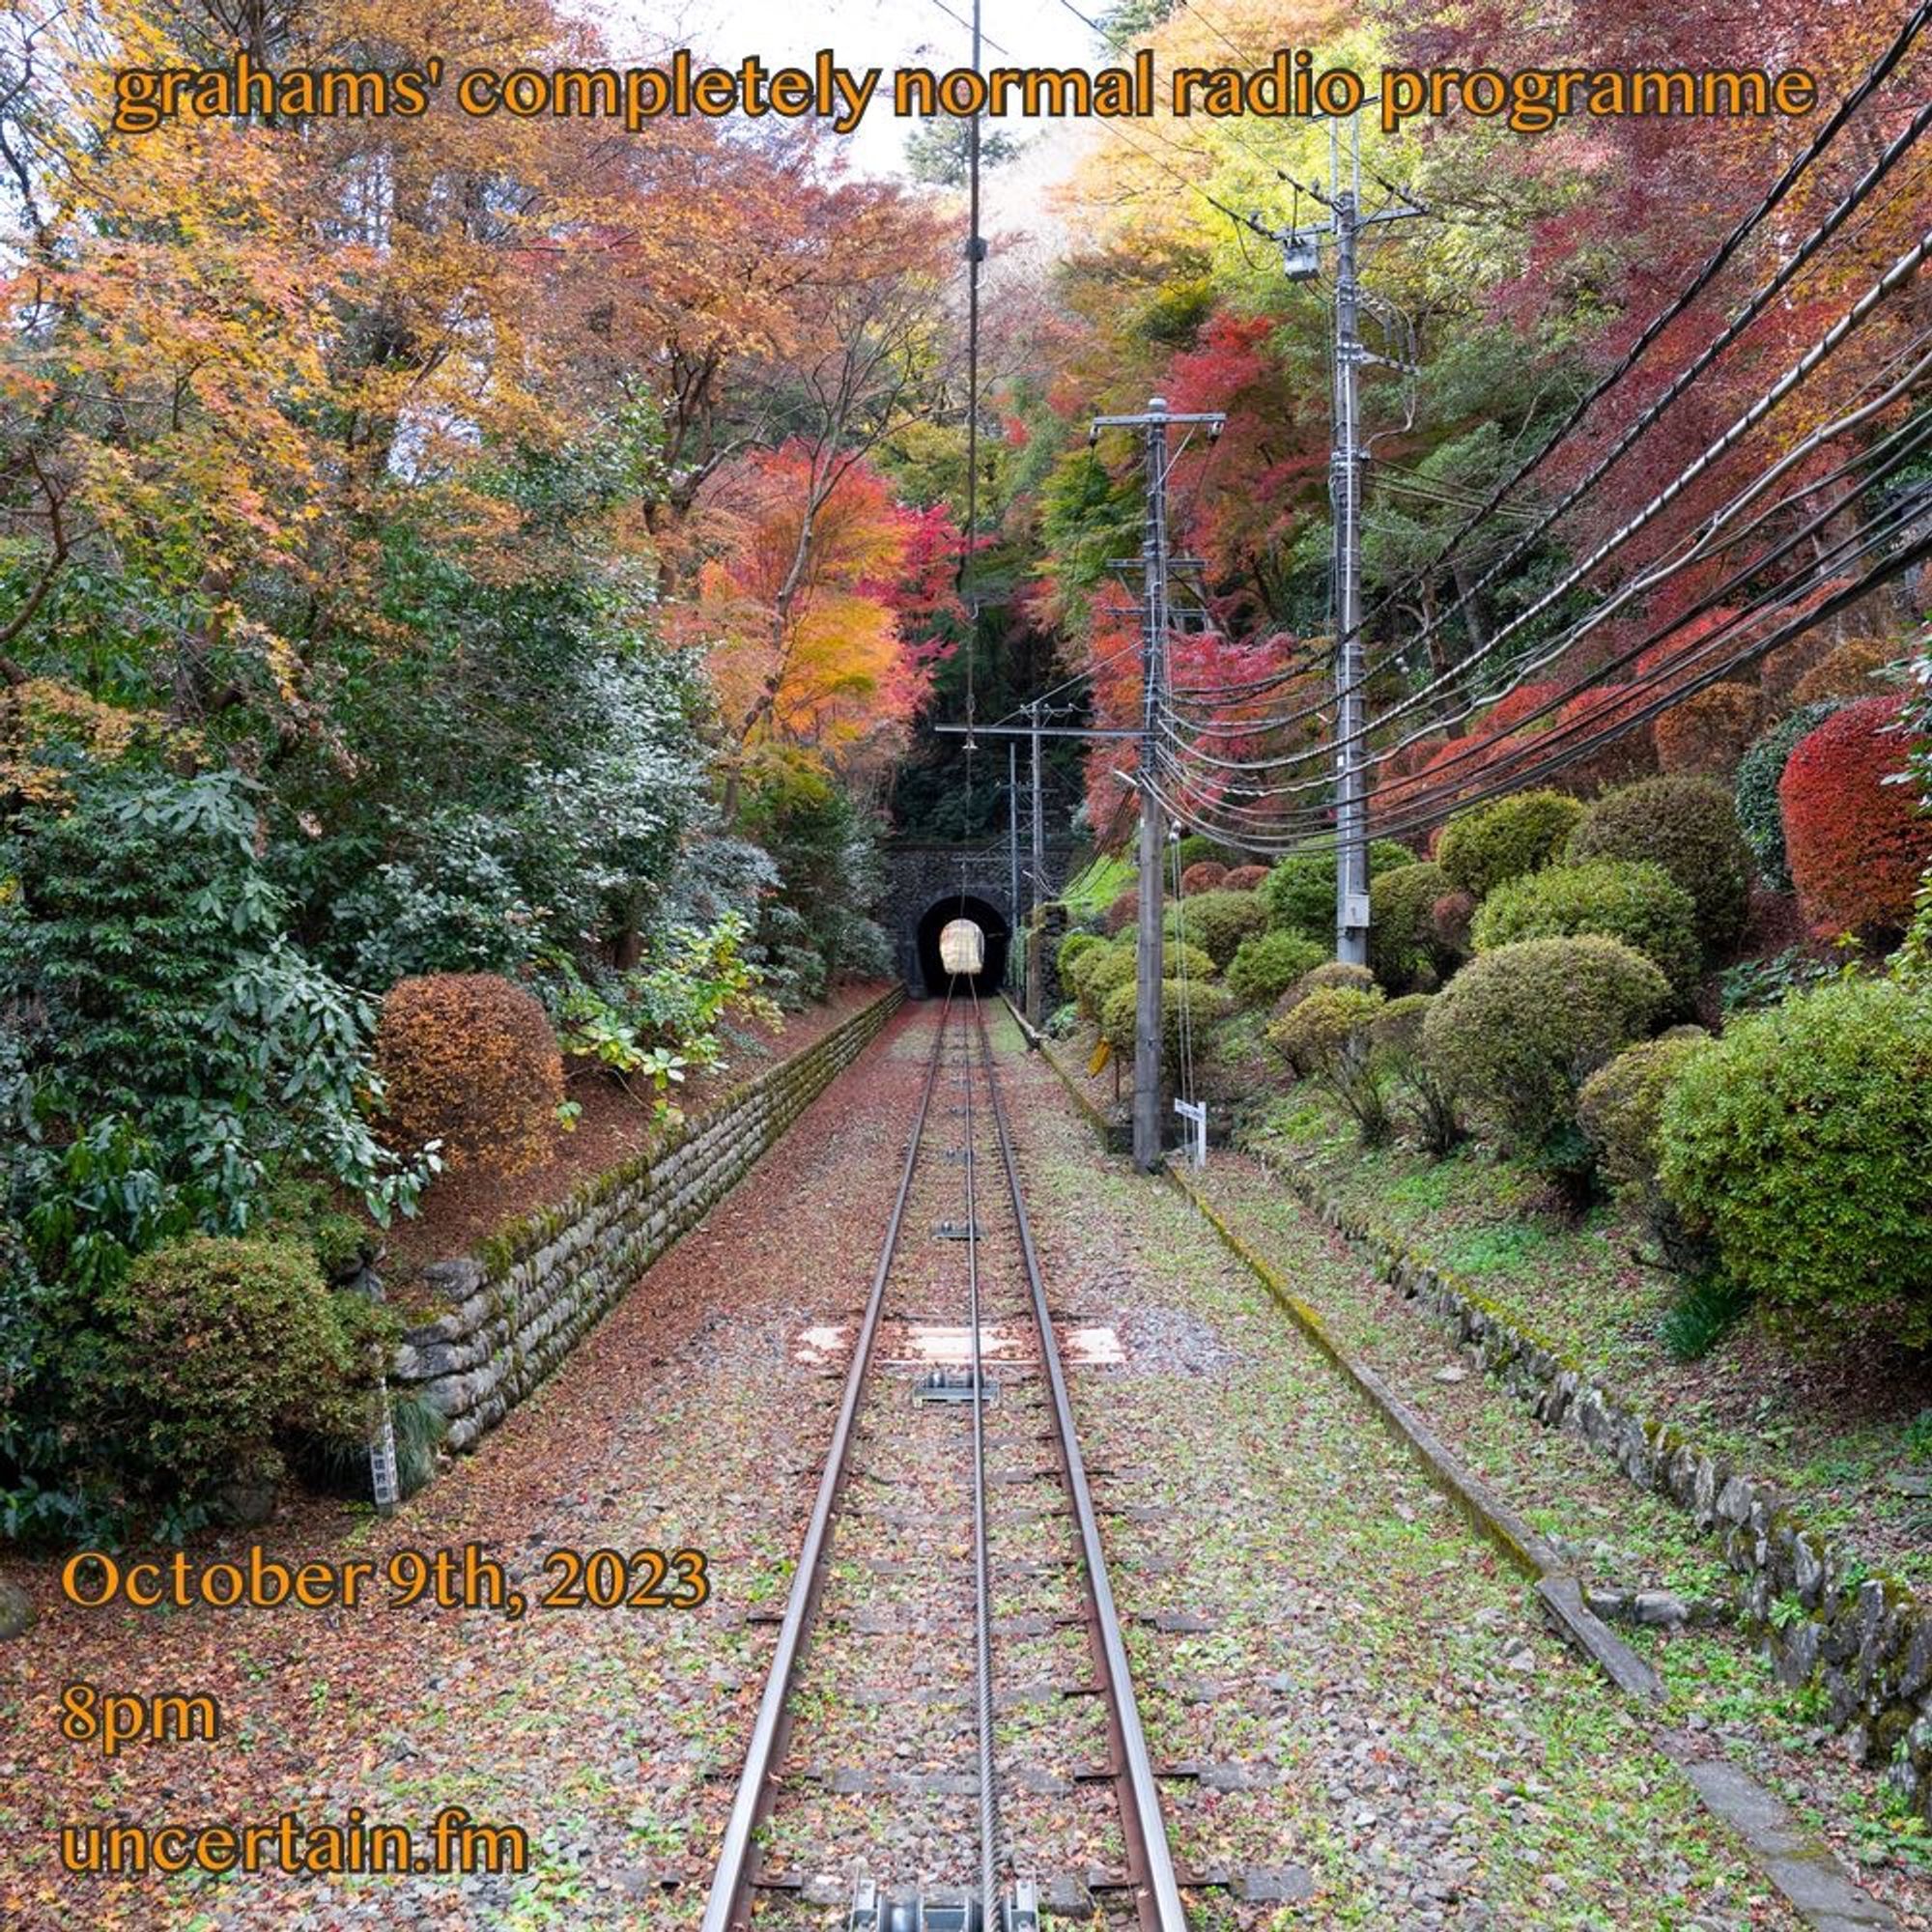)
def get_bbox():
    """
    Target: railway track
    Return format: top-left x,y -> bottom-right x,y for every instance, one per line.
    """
700,989 -> 1186,1932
